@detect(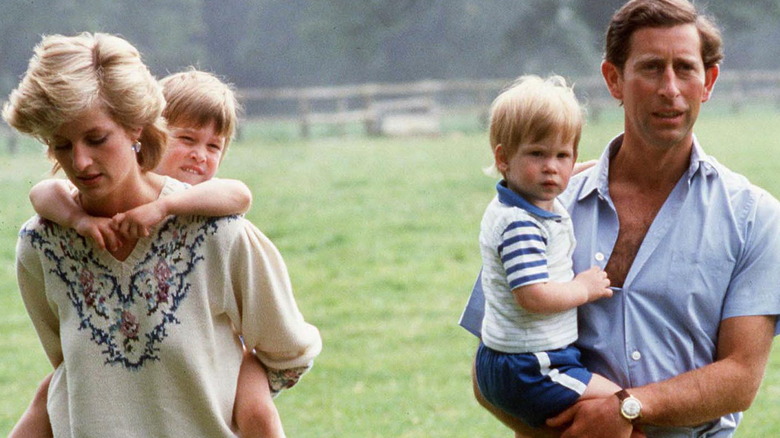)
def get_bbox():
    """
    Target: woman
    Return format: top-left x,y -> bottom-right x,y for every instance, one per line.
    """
3,32 -> 321,437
